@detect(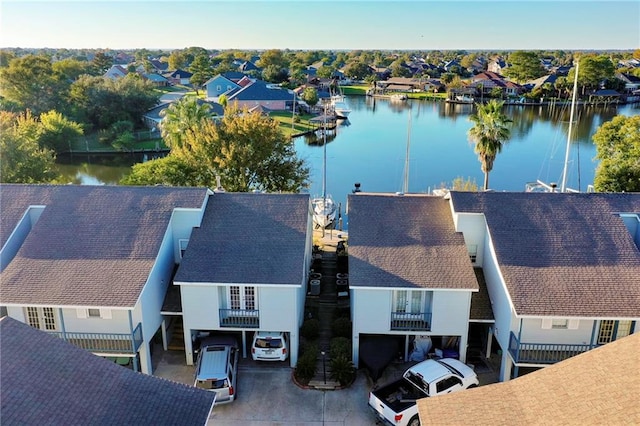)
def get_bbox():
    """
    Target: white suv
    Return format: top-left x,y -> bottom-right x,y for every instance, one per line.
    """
251,331 -> 288,361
